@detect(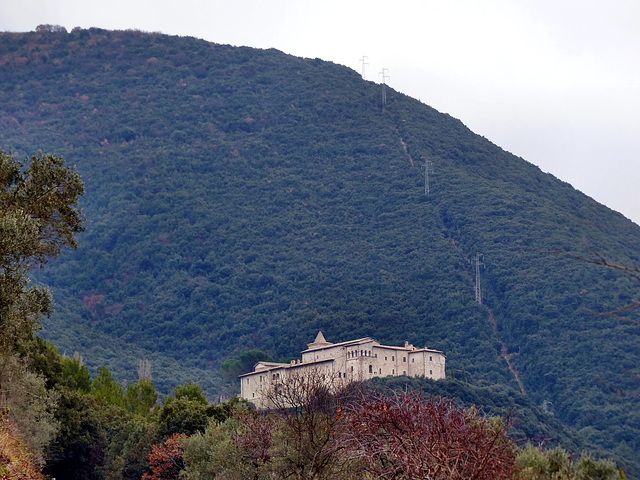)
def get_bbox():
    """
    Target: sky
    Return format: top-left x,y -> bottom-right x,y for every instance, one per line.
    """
2,0 -> 640,225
